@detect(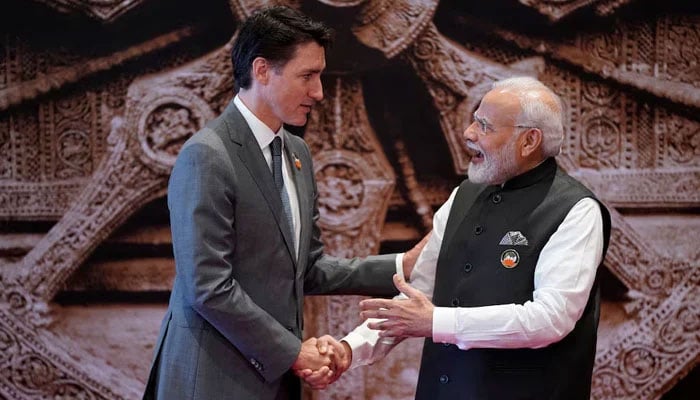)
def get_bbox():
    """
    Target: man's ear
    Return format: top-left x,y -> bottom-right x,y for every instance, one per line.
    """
251,57 -> 270,85
520,128 -> 543,158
